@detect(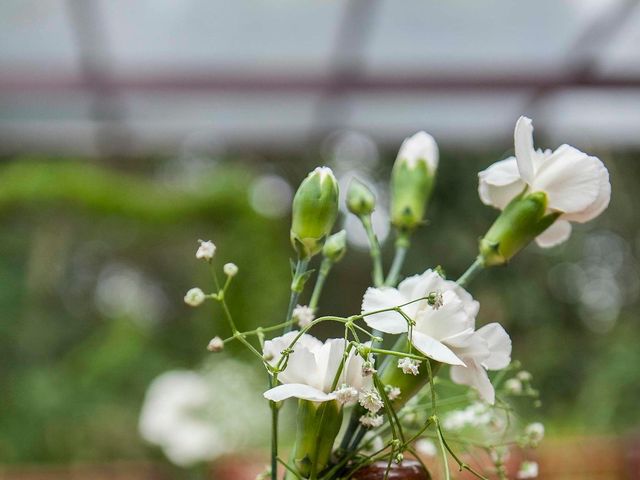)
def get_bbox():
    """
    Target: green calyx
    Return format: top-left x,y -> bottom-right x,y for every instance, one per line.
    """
292,399 -> 343,478
290,167 -> 339,259
390,157 -> 435,232
479,191 -> 560,267
346,178 -> 376,216
322,229 -> 347,263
